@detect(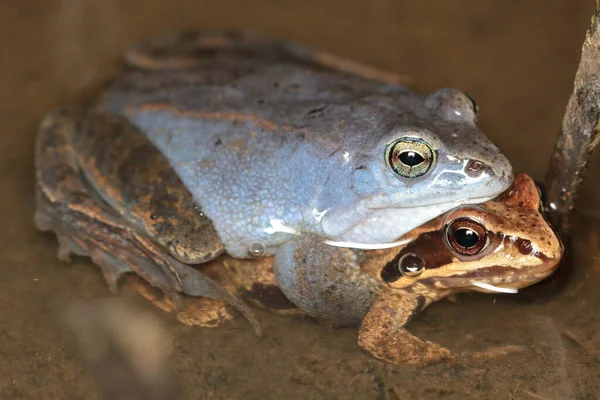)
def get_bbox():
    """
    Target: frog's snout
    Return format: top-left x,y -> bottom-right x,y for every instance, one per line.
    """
464,159 -> 492,178
467,153 -> 513,187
